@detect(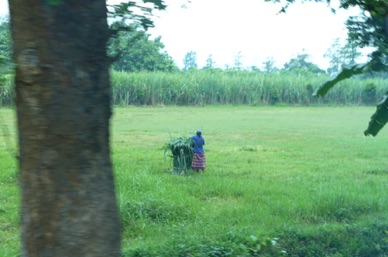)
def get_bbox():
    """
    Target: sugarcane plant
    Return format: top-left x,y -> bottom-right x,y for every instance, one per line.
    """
163,136 -> 193,174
